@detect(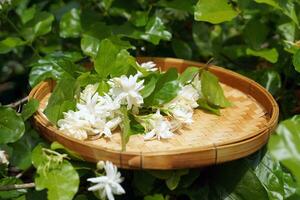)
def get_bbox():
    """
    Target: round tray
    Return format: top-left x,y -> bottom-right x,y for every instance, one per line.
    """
29,57 -> 279,170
